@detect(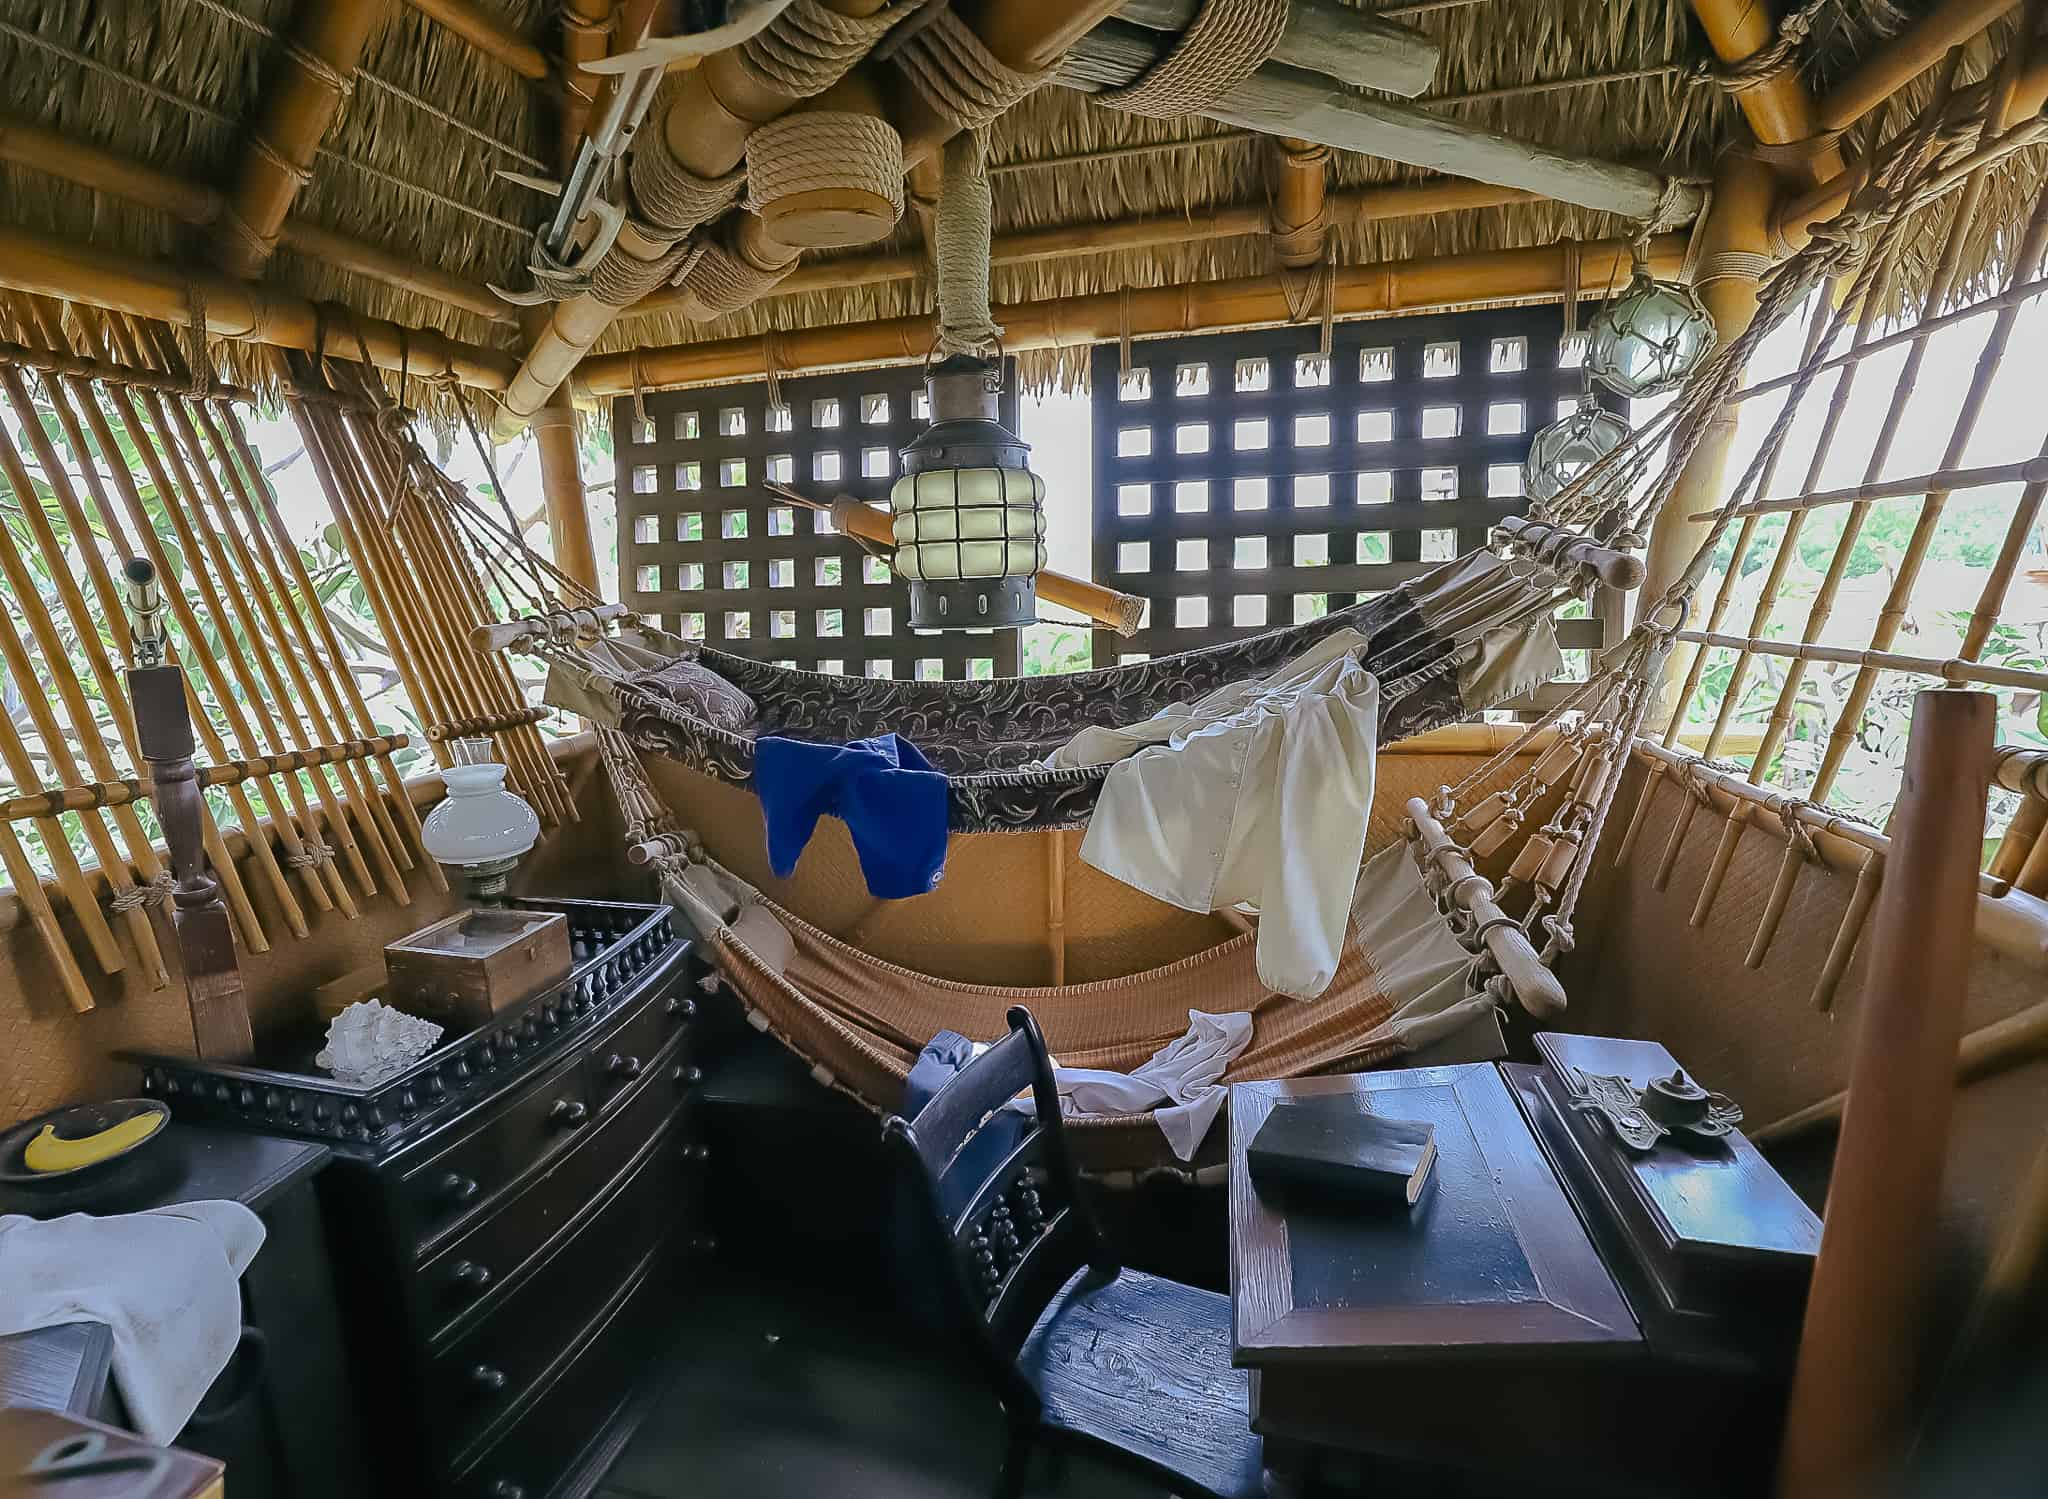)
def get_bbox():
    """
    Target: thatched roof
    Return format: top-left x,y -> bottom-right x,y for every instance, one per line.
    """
0,0 -> 2039,400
